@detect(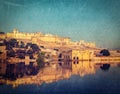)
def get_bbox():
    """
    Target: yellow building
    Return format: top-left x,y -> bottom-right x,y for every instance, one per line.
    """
62,49 -> 94,61
62,49 -> 94,70
6,29 -> 70,45
0,33 -> 6,39
5,29 -> 97,48
79,40 -> 96,48
7,29 -> 33,40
